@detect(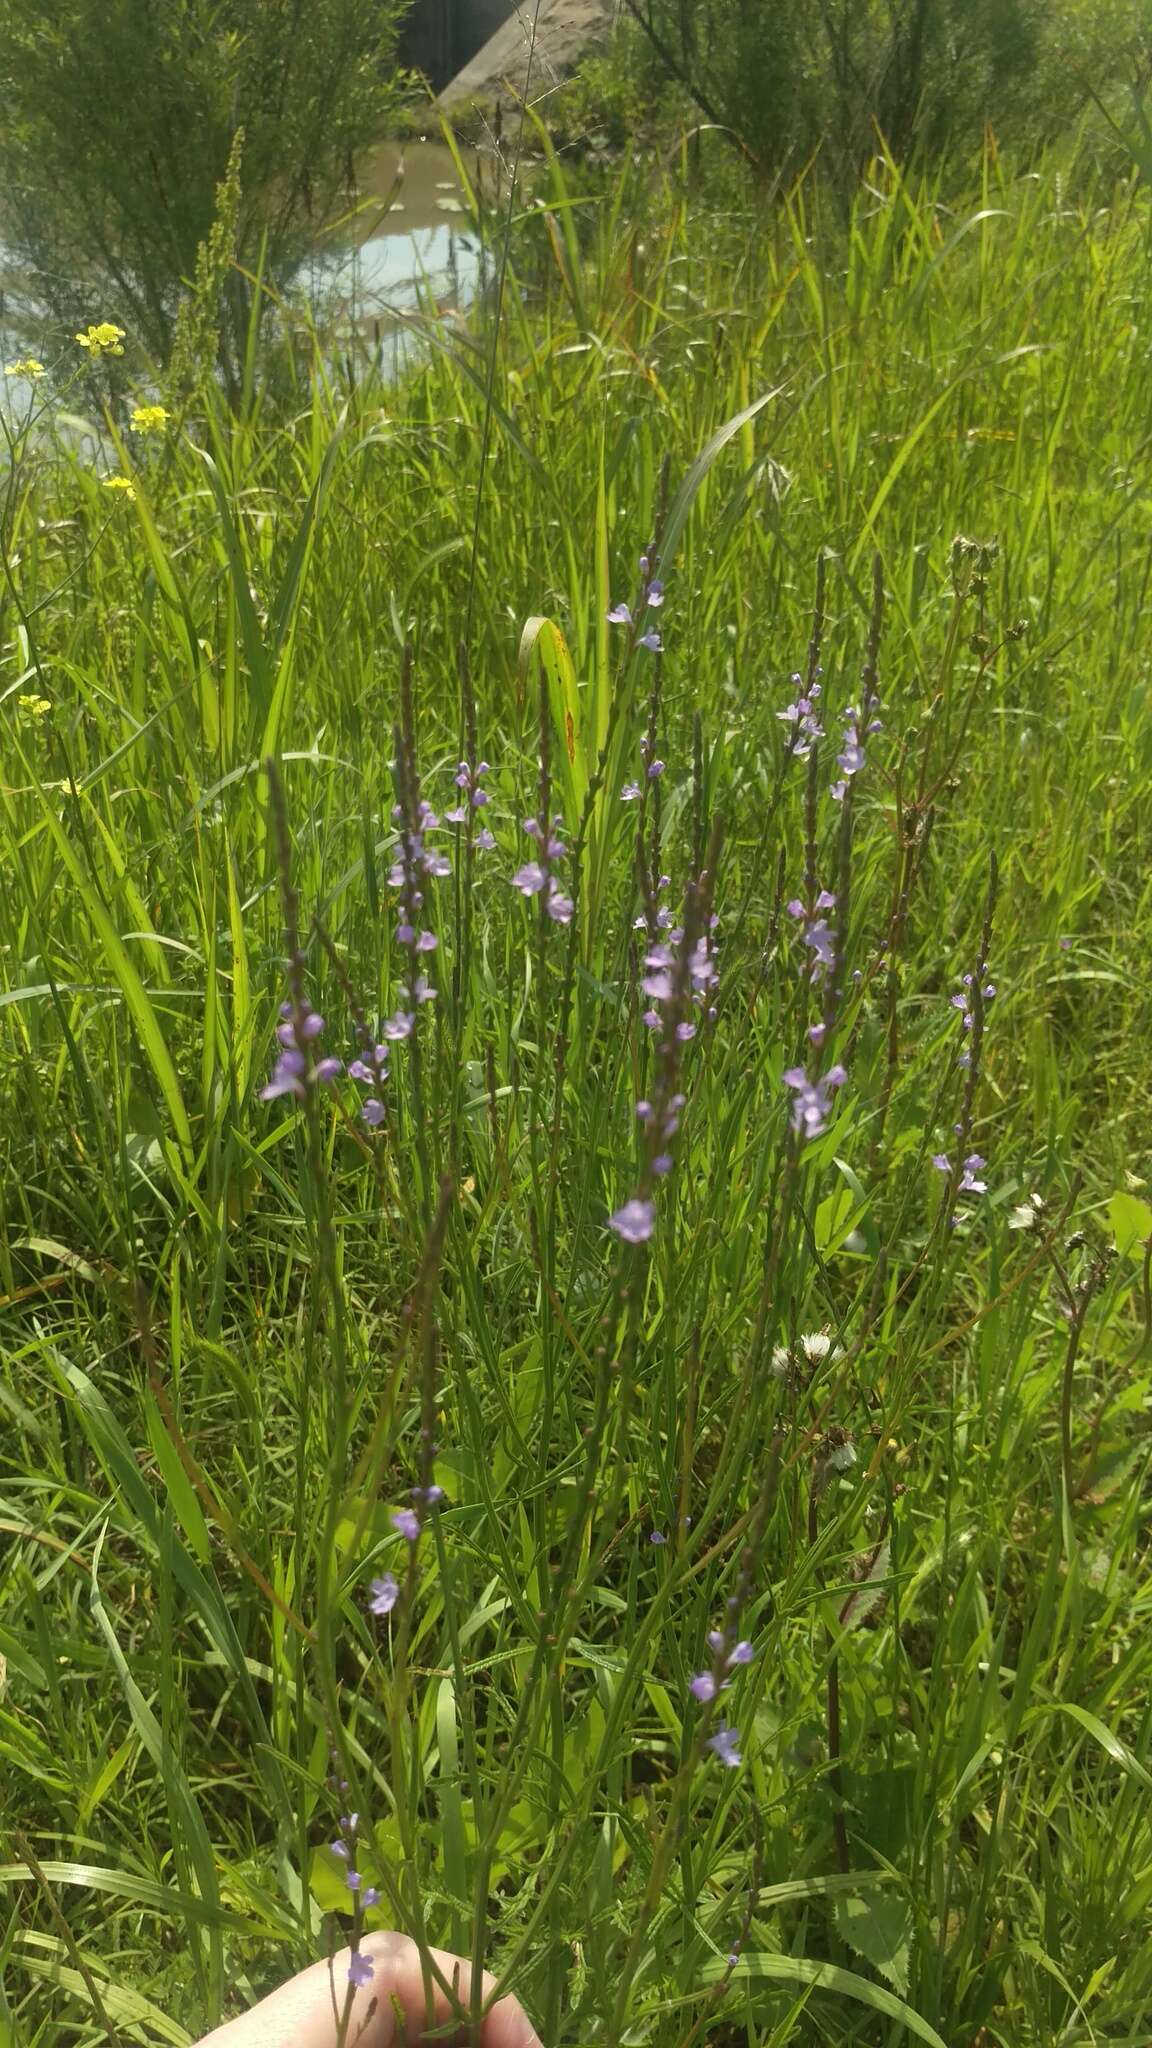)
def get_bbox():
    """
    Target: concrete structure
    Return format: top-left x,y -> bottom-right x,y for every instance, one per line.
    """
401,0 -> 615,103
